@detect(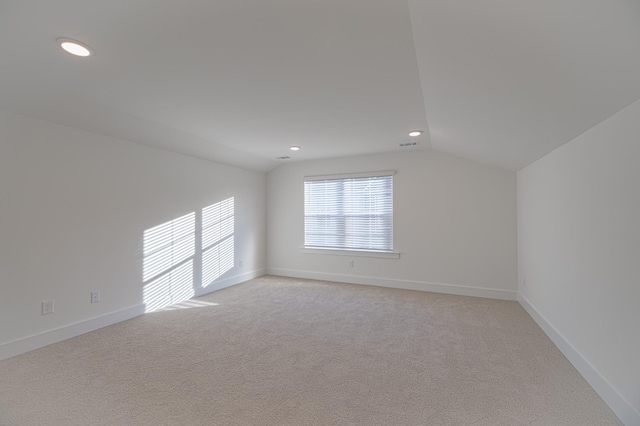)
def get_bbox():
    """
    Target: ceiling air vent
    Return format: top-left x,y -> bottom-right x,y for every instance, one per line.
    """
399,141 -> 420,147
276,156 -> 291,160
